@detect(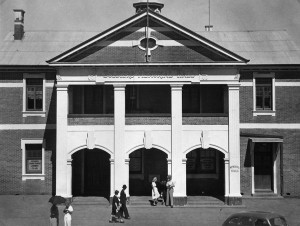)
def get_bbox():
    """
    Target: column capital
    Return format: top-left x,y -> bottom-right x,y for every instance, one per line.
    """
113,84 -> 126,90
170,84 -> 183,89
67,159 -> 72,165
56,84 -> 69,90
109,158 -> 115,163
228,83 -> 241,90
